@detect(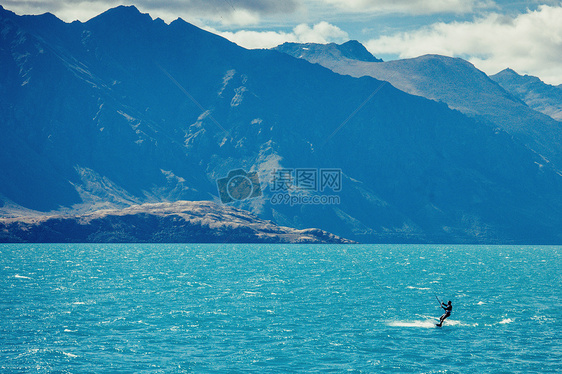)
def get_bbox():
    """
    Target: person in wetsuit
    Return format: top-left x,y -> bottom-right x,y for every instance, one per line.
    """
437,300 -> 452,327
